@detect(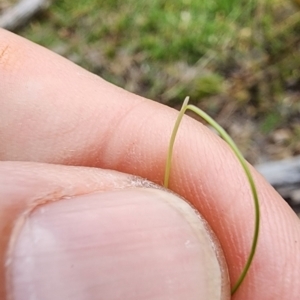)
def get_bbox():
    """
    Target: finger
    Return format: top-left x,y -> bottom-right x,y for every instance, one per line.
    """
1,29 -> 300,299
0,161 -> 229,300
